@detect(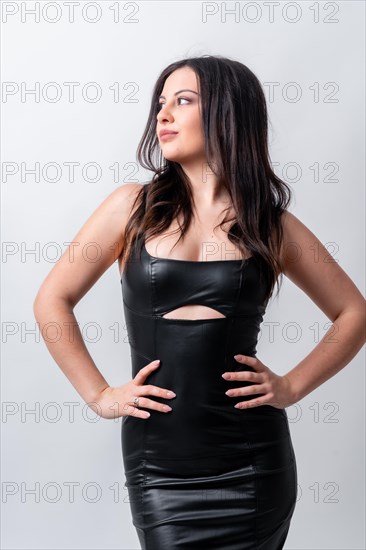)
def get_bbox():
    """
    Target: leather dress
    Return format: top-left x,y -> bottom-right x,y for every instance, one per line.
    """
120,235 -> 297,549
